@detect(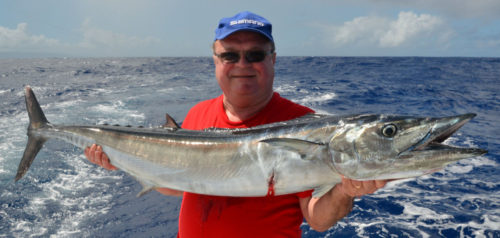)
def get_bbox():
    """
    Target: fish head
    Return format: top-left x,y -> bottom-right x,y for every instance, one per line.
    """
328,113 -> 487,180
